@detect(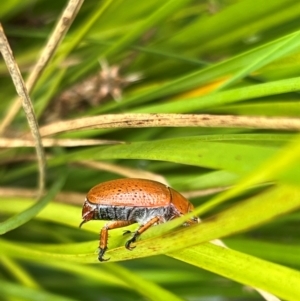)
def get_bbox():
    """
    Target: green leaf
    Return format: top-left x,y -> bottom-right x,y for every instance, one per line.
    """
134,76 -> 300,113
169,243 -> 300,301
2,183 -> 300,301
0,173 -> 67,234
98,31 -> 300,113
0,279 -> 78,301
